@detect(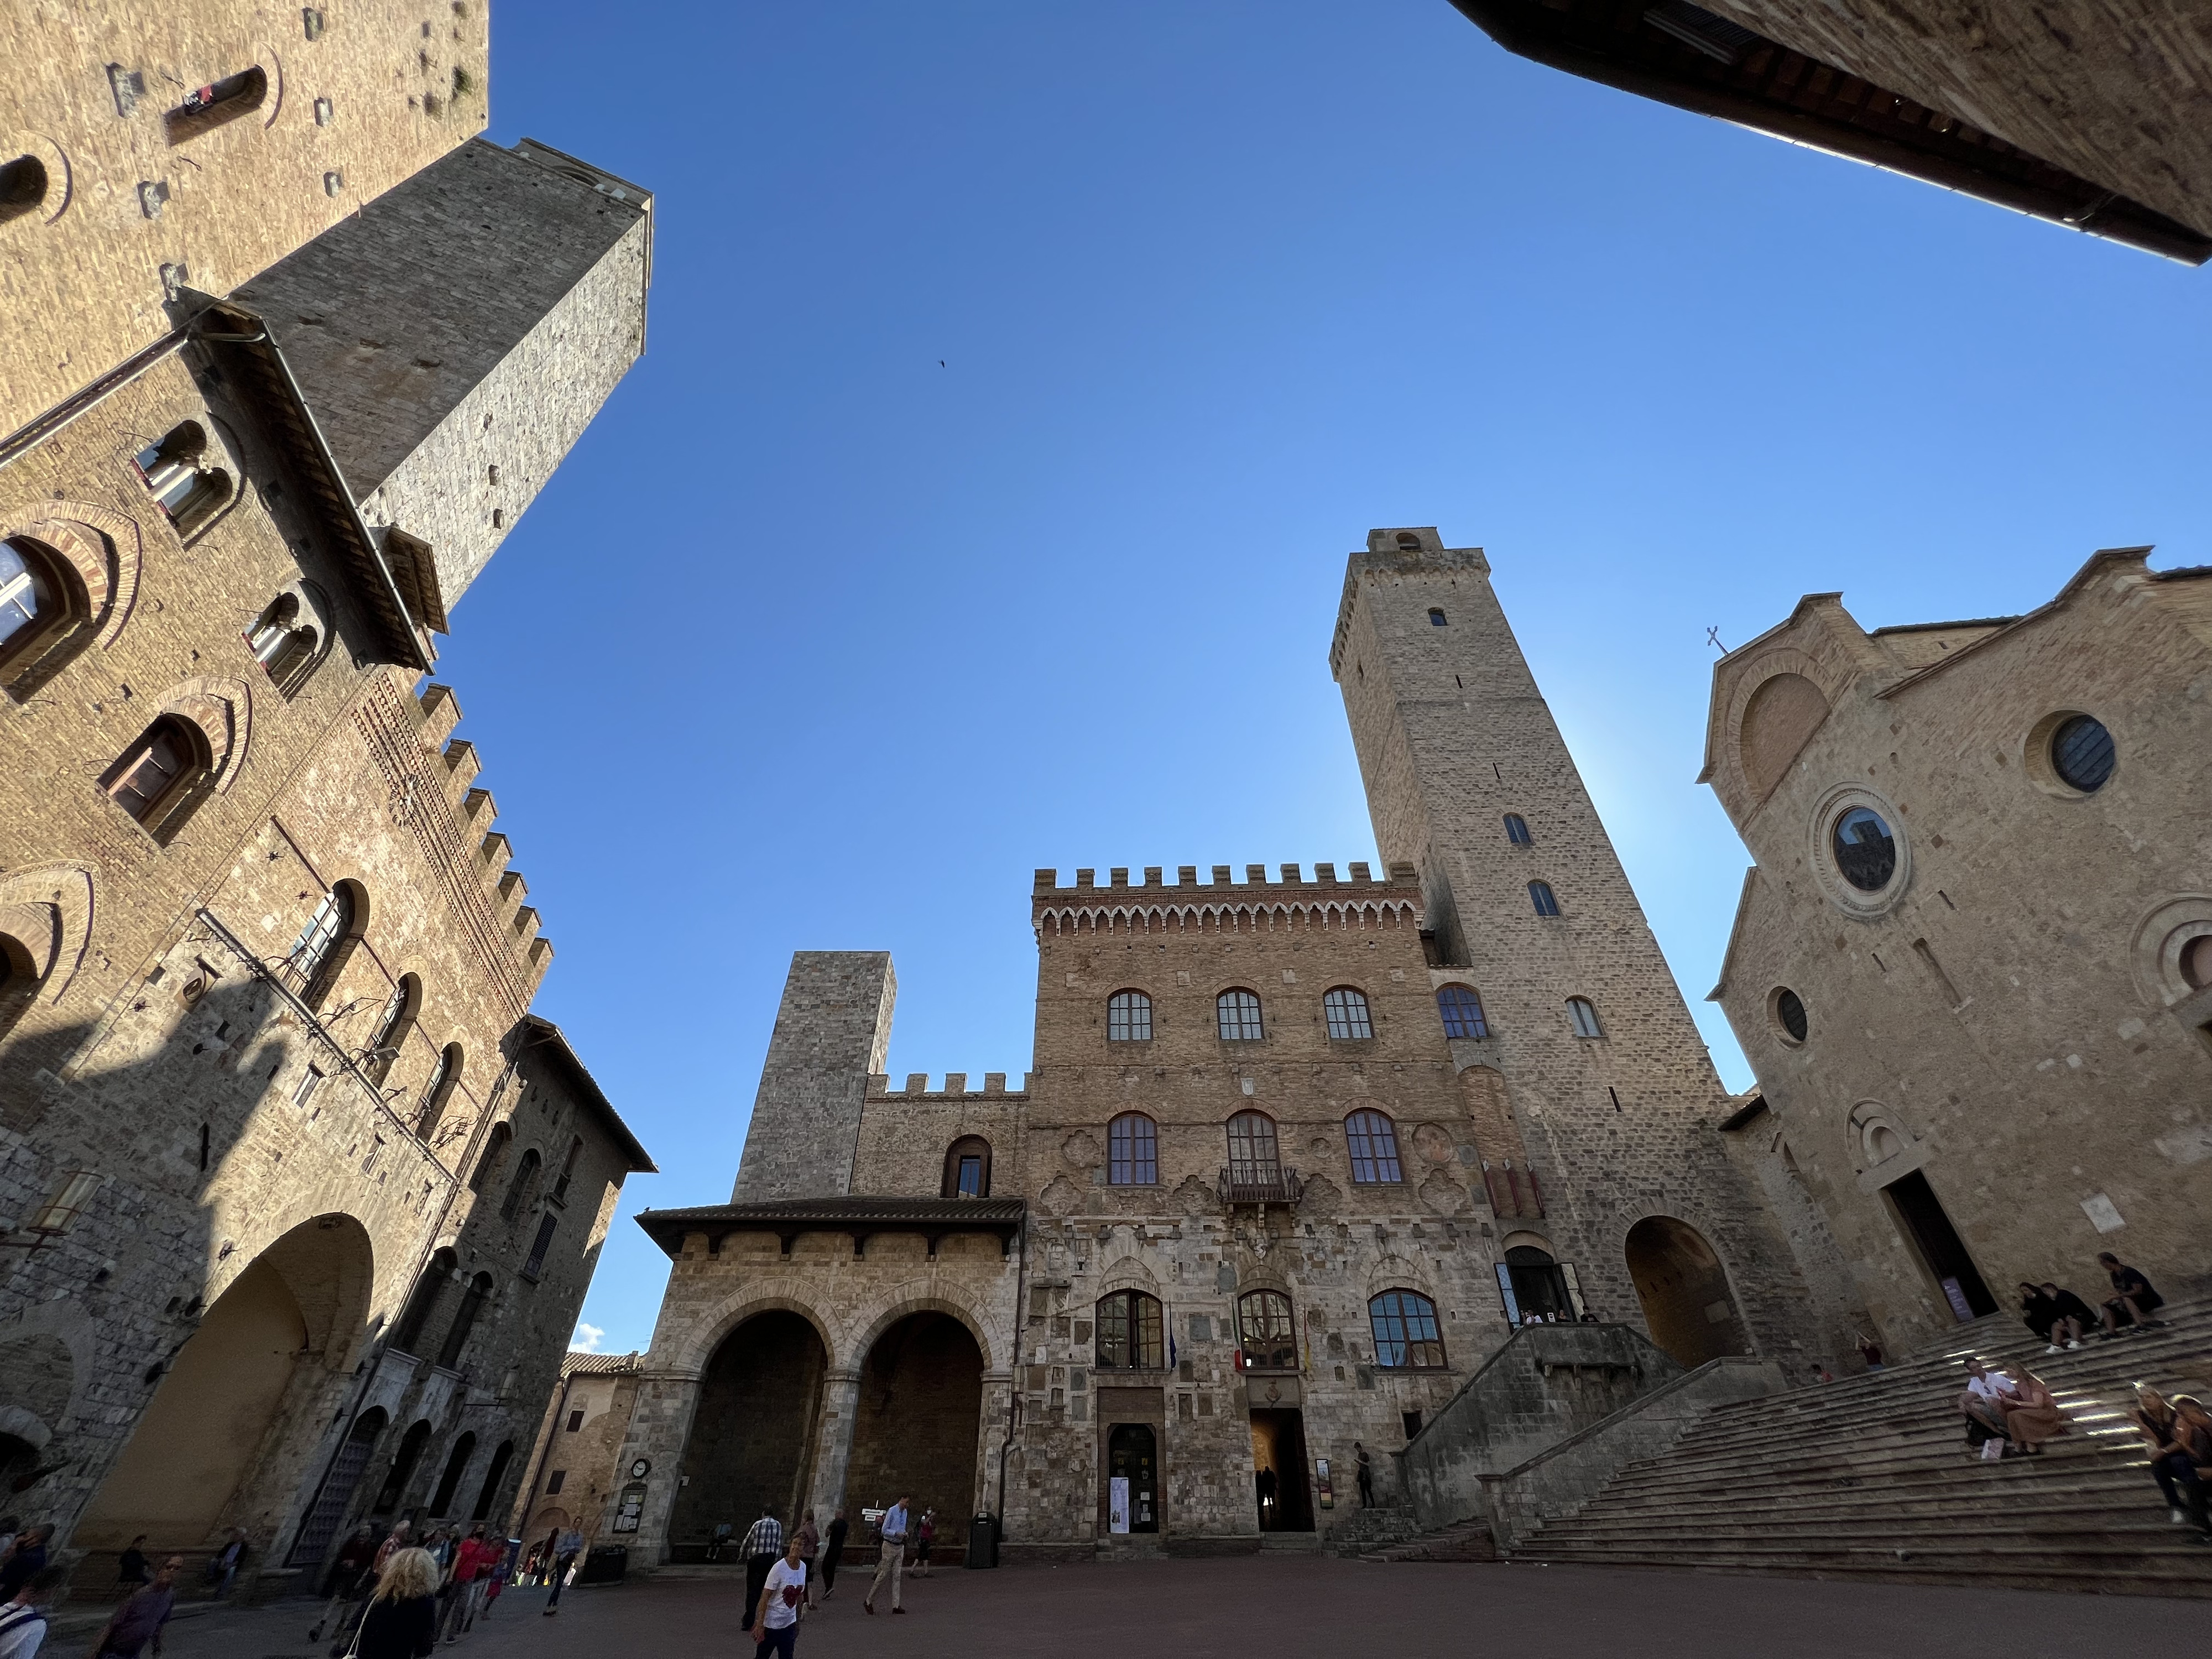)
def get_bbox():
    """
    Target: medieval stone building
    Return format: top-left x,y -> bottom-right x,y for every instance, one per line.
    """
1701,547 -> 2212,1352
600,532 -> 1850,1564
0,3 -> 652,1594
